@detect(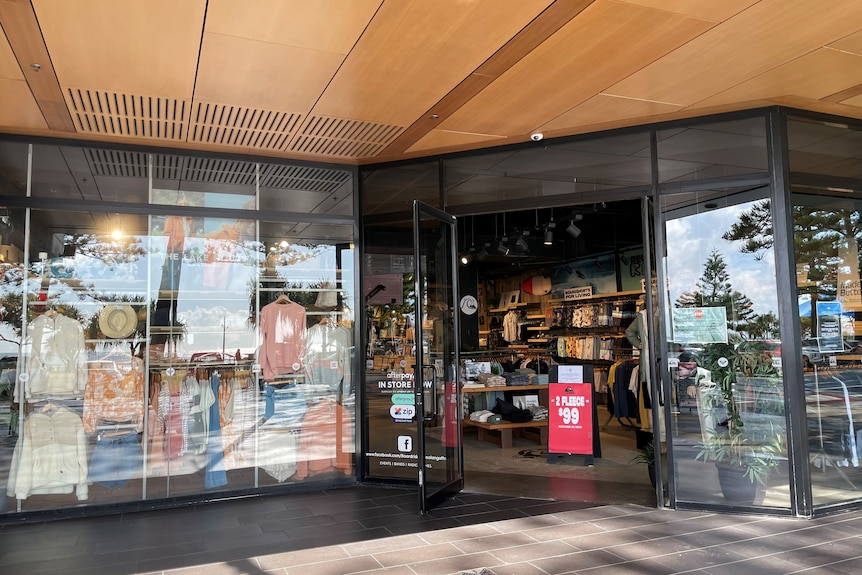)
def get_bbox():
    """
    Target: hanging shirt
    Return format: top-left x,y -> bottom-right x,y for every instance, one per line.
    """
82,351 -> 145,433
258,299 -> 307,381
